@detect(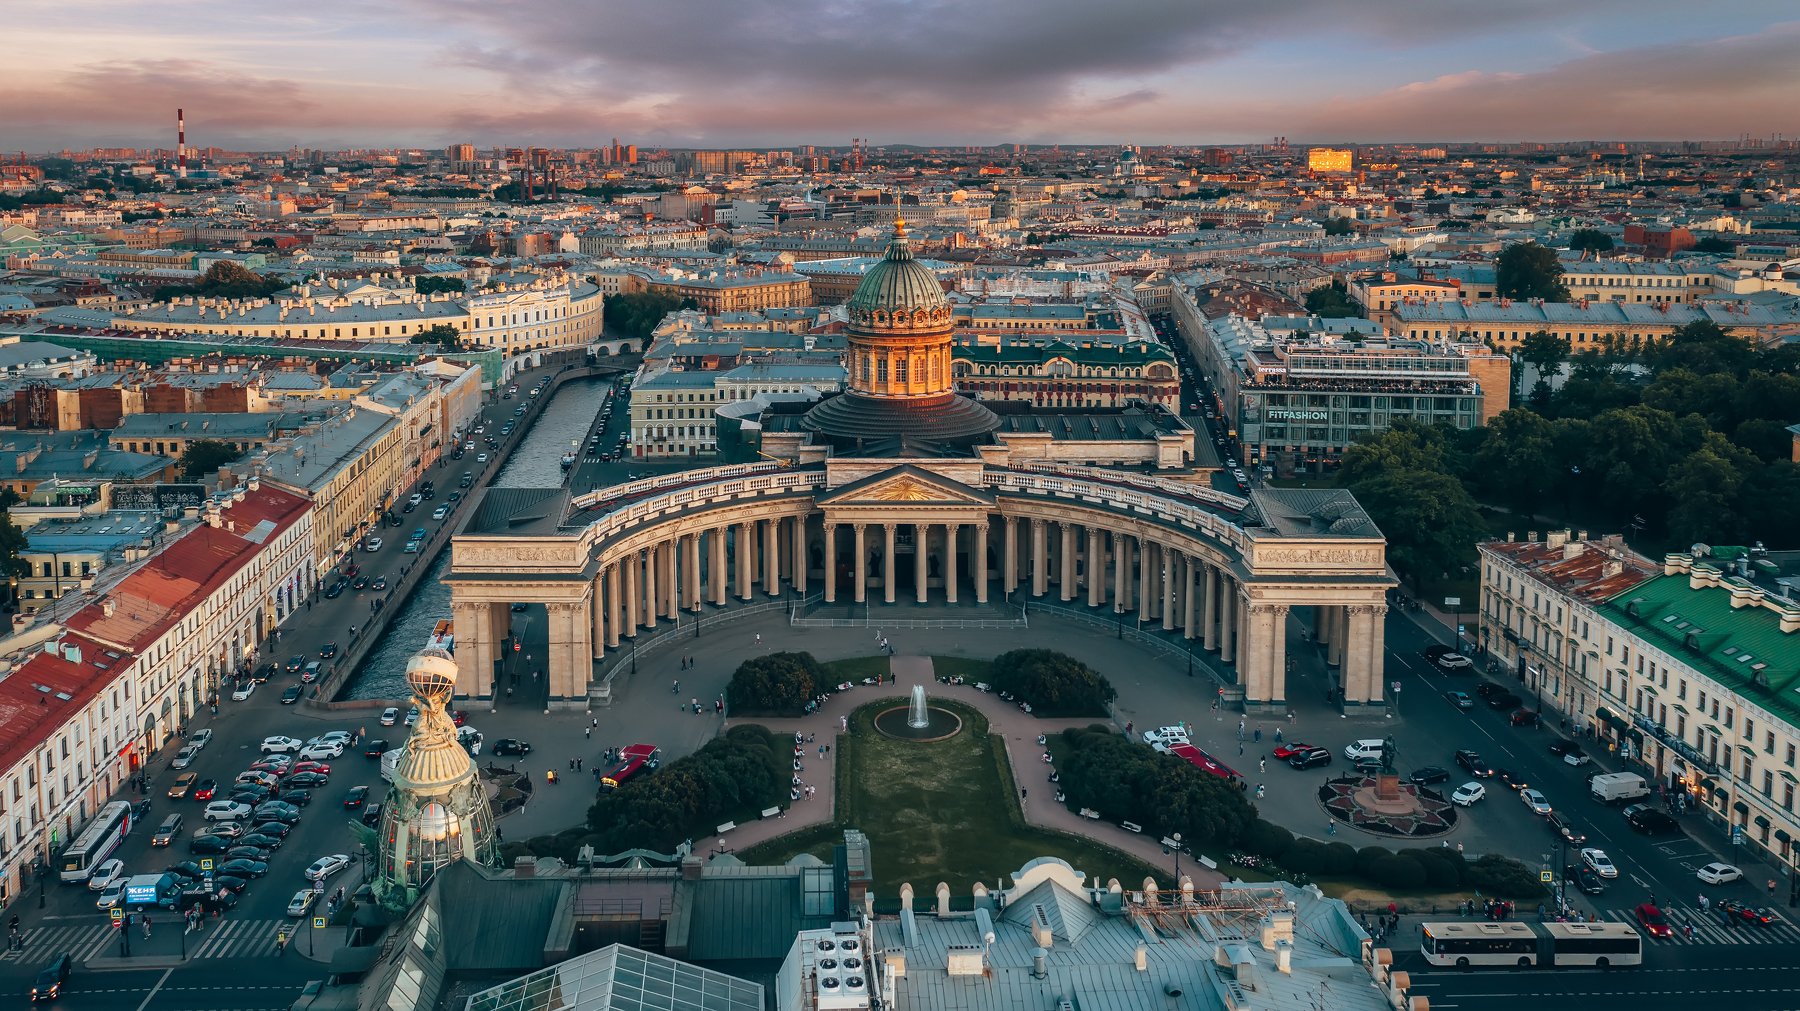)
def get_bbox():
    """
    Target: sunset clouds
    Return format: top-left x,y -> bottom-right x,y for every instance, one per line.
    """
6,0 -> 1796,149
